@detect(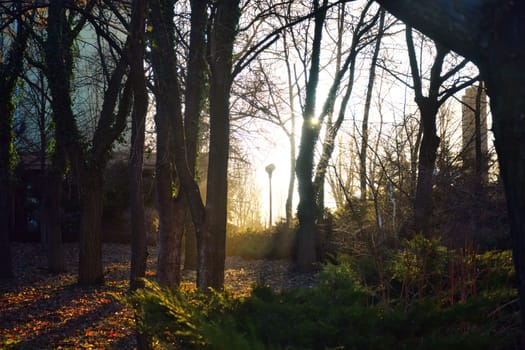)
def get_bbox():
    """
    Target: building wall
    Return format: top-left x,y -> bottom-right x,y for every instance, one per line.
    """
461,85 -> 488,180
